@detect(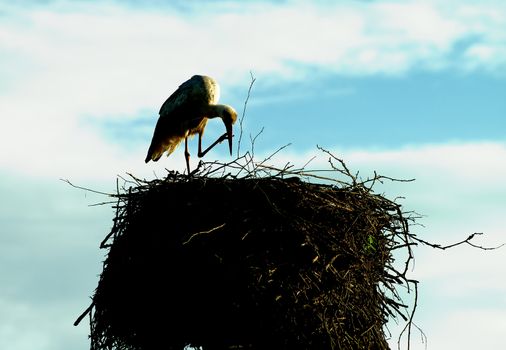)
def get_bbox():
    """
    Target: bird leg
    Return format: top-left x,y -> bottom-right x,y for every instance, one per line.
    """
189,160 -> 204,176
184,136 -> 191,175
198,132 -> 229,158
